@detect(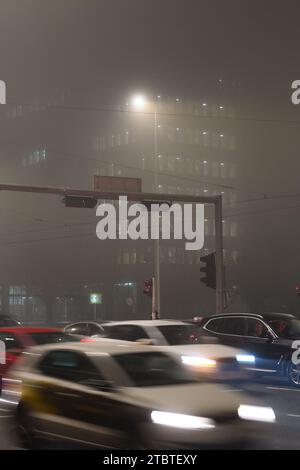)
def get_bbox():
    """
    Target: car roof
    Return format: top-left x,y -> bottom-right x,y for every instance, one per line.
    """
104,320 -> 187,327
0,327 -> 62,334
27,339 -> 158,356
202,312 -> 295,321
66,321 -> 103,327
